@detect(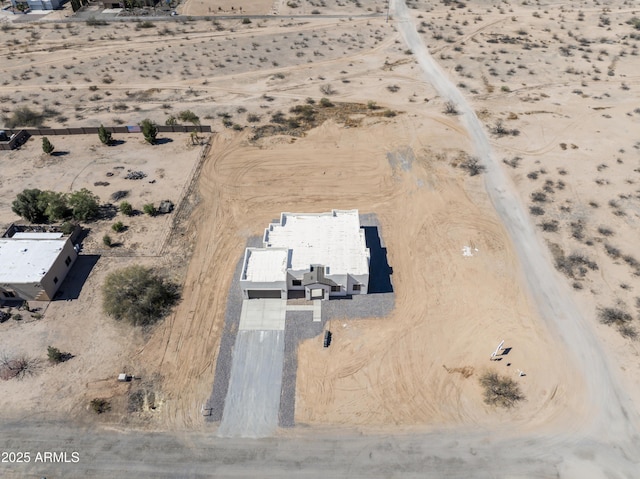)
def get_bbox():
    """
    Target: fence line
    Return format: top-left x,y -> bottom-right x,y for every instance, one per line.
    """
1,125 -> 211,137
